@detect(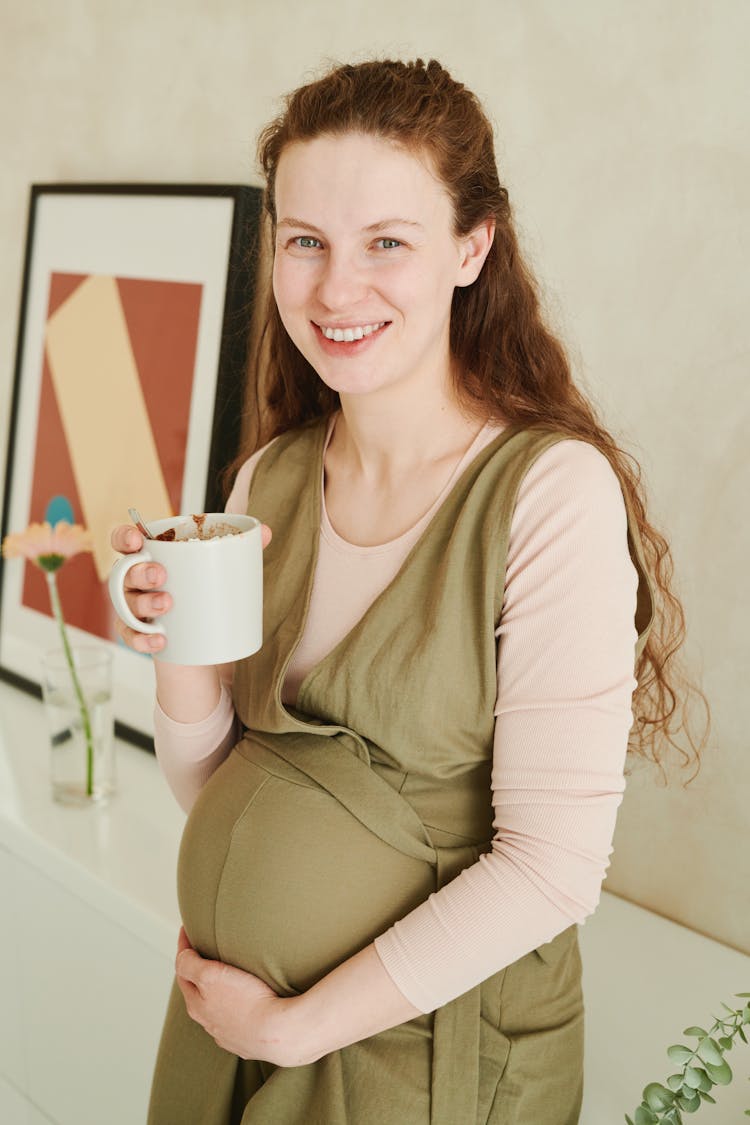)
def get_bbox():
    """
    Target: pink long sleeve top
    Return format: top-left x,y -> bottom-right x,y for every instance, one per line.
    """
153,418 -> 640,1013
